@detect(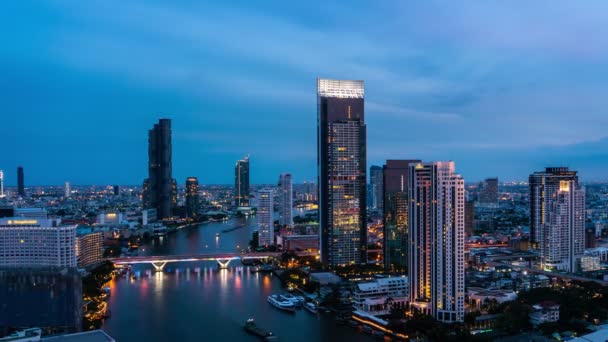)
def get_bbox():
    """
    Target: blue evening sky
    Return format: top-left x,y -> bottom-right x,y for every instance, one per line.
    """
2,1 -> 608,185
